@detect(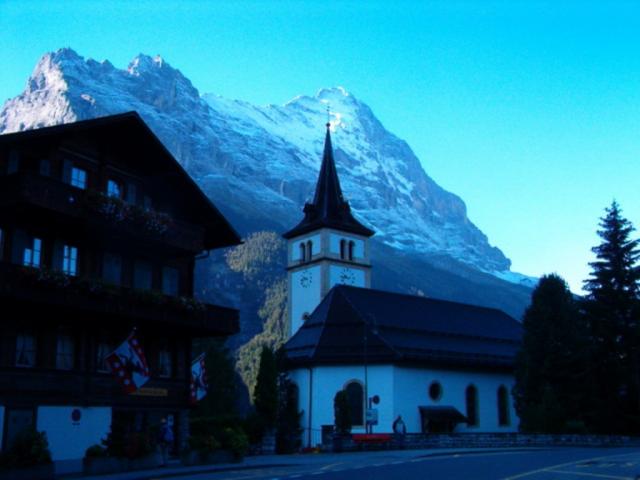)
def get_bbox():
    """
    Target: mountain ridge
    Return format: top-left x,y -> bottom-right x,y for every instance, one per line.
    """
0,49 -> 535,328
